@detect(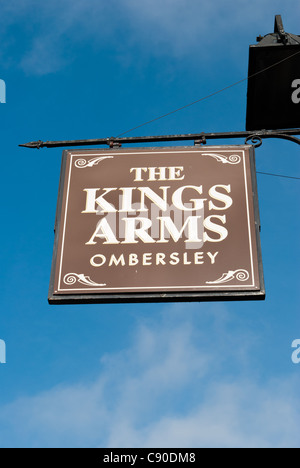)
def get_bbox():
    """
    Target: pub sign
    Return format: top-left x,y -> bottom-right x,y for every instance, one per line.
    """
49,146 -> 265,304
